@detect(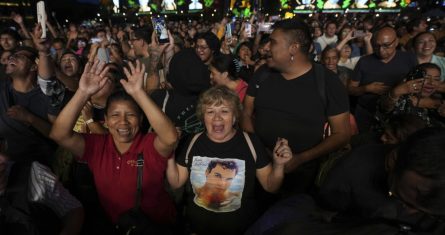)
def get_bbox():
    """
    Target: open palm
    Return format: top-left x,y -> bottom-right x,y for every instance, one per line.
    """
78,60 -> 109,96
122,60 -> 146,95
